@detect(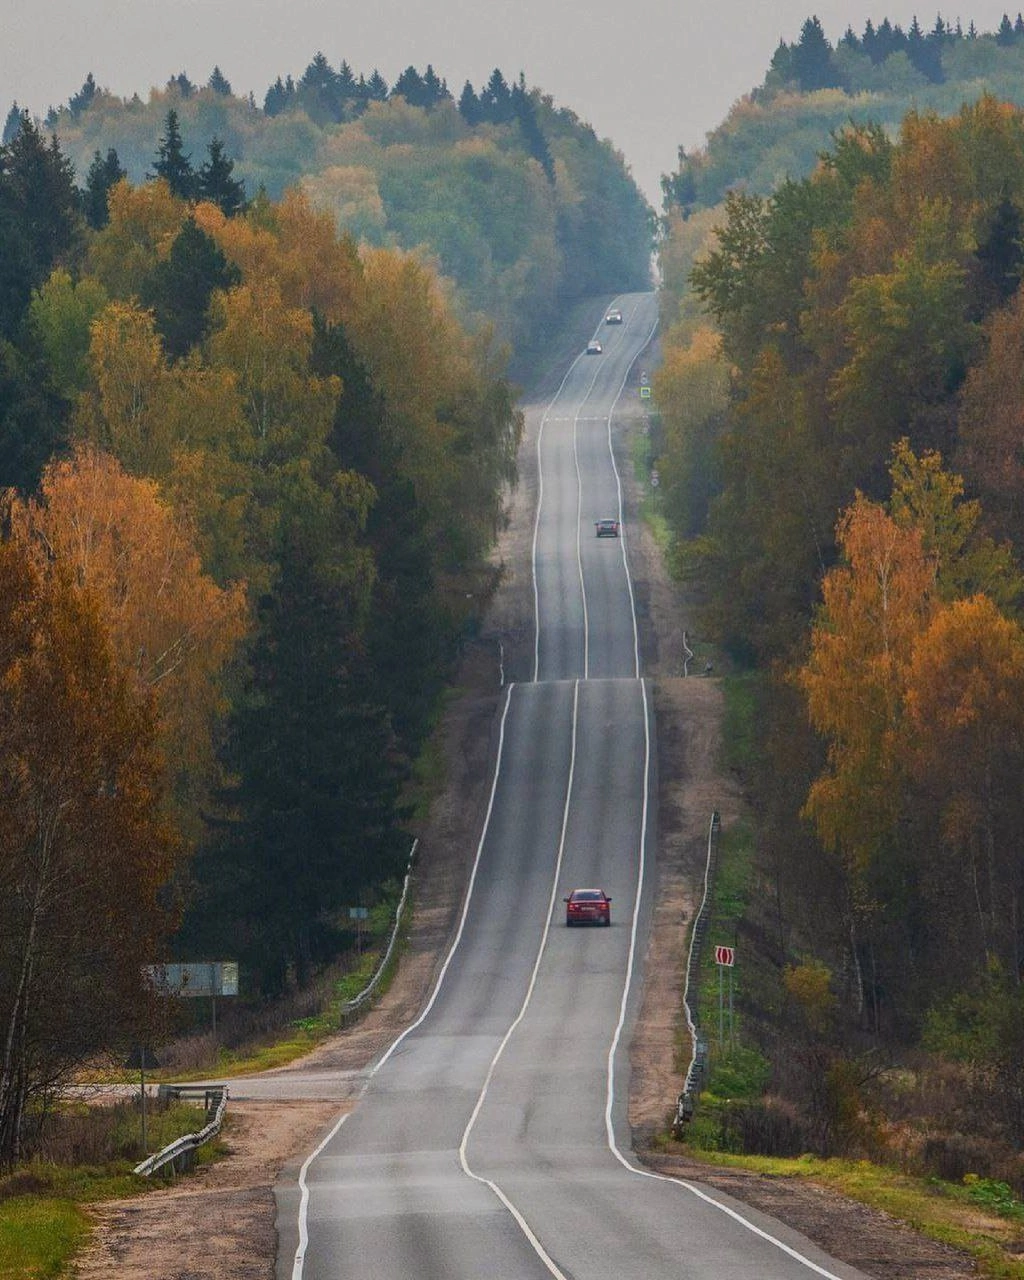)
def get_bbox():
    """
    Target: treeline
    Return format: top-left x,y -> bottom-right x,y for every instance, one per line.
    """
0,117 -> 520,1163
655,98 -> 1024,1153
663,14 -> 1024,216
5,58 -> 653,348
